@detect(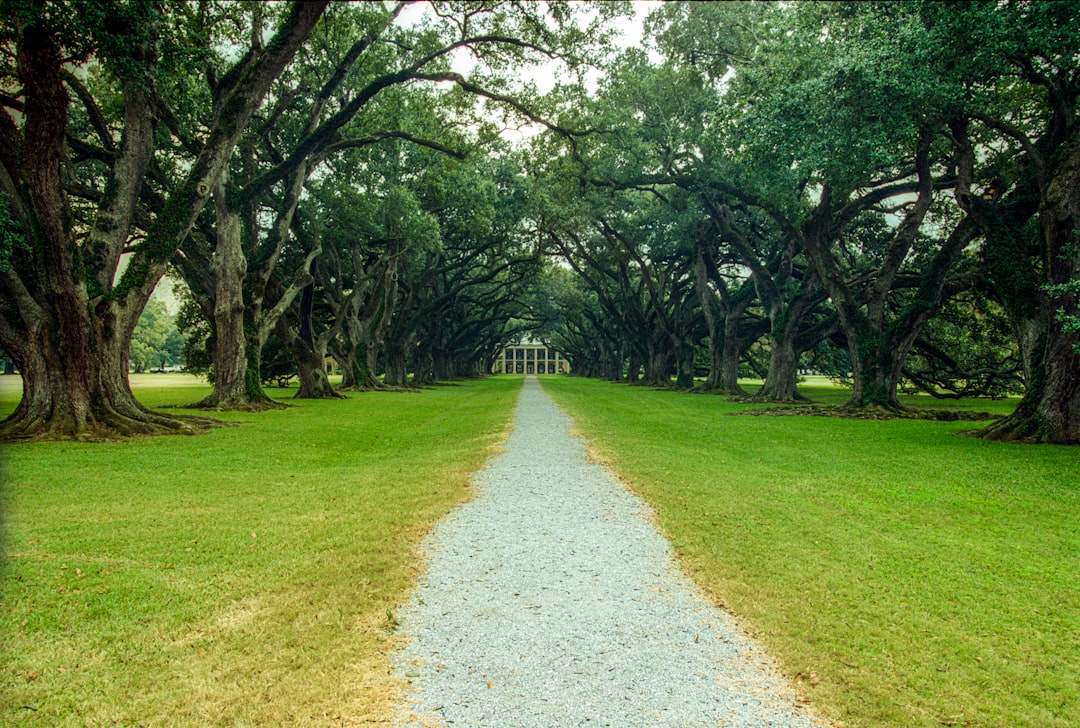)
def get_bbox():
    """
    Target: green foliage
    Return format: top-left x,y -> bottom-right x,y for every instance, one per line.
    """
710,2 -> 939,194
259,333 -> 296,386
0,192 -> 27,273
129,298 -> 184,373
376,186 -> 441,253
2,0 -> 99,59
982,216 -> 1045,320
803,338 -> 851,384
904,289 -> 1024,397
175,293 -> 212,378
1046,274 -> 1080,352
